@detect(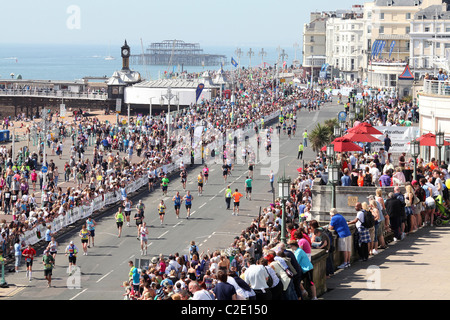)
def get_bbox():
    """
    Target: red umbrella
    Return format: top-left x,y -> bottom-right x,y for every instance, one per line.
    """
343,129 -> 381,143
320,145 -> 327,152
415,132 -> 450,147
348,122 -> 383,135
332,137 -> 364,152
